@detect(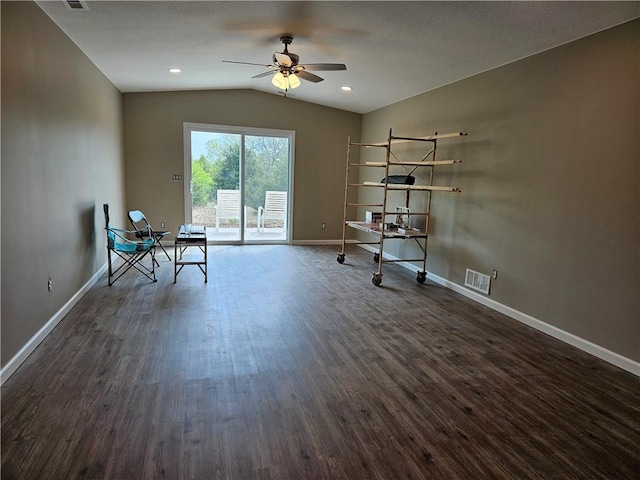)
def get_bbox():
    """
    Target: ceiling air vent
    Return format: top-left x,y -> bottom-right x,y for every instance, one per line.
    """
64,0 -> 88,10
